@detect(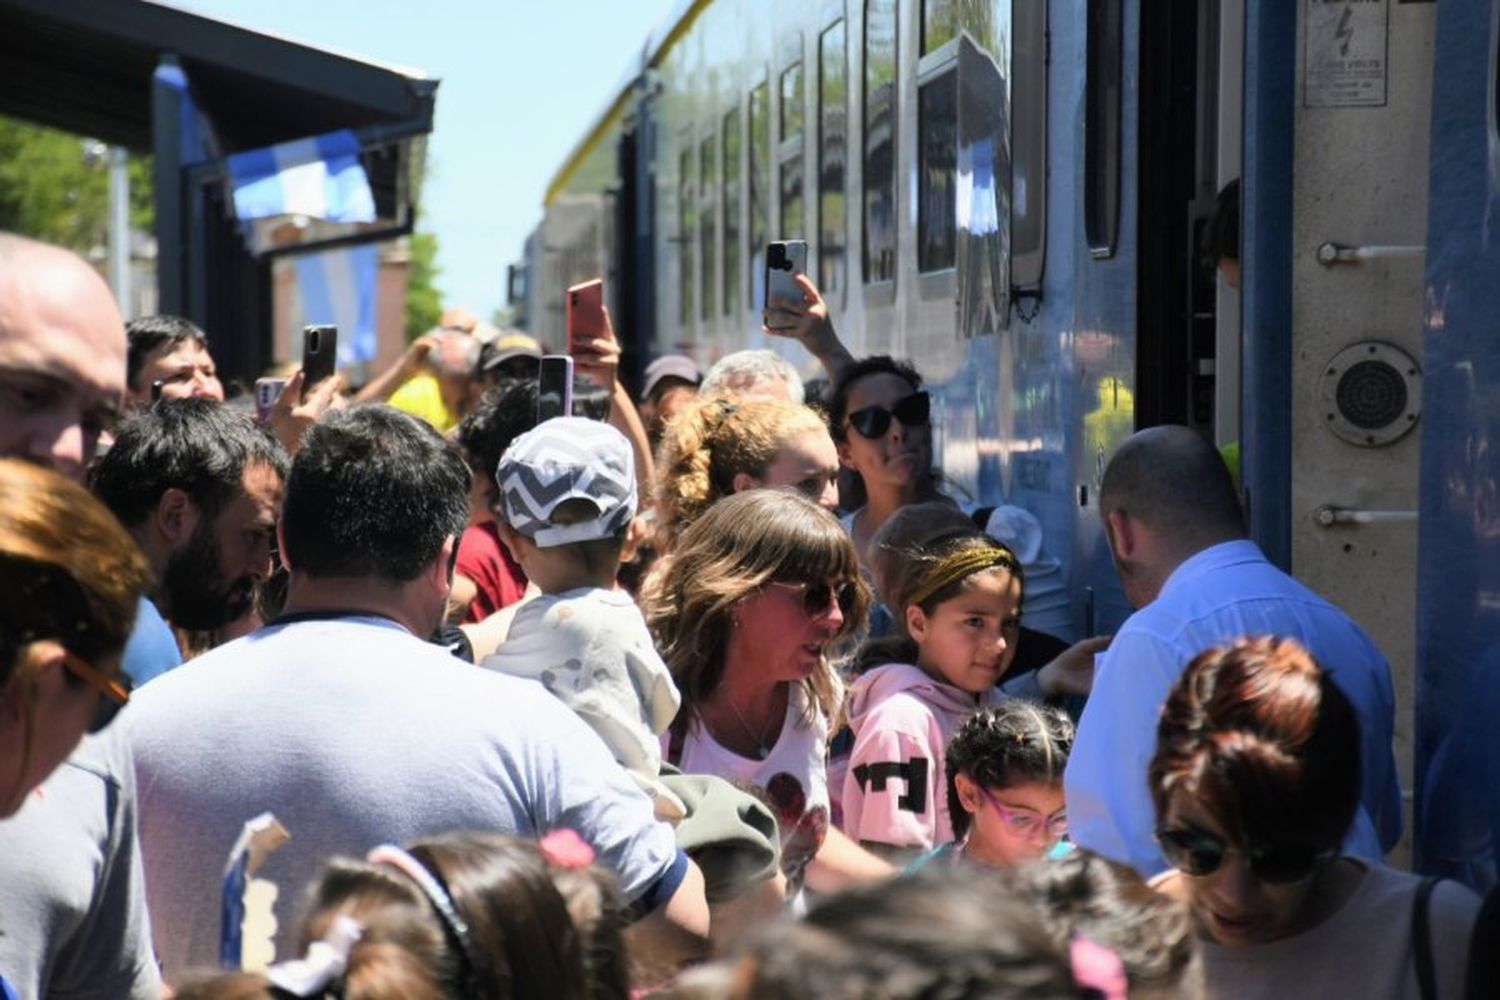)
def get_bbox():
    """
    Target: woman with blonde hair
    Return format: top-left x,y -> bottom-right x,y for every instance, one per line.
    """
644,489 -> 891,898
653,397 -> 839,548
0,457 -> 149,816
